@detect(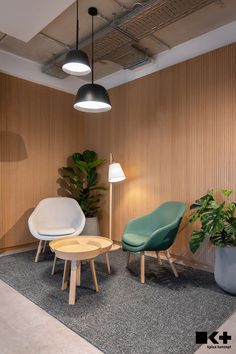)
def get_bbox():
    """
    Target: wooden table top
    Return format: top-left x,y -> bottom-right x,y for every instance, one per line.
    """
76,236 -> 113,253
49,236 -> 113,261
